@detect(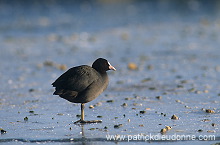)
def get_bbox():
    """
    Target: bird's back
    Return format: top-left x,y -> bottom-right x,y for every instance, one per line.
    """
52,65 -> 109,103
